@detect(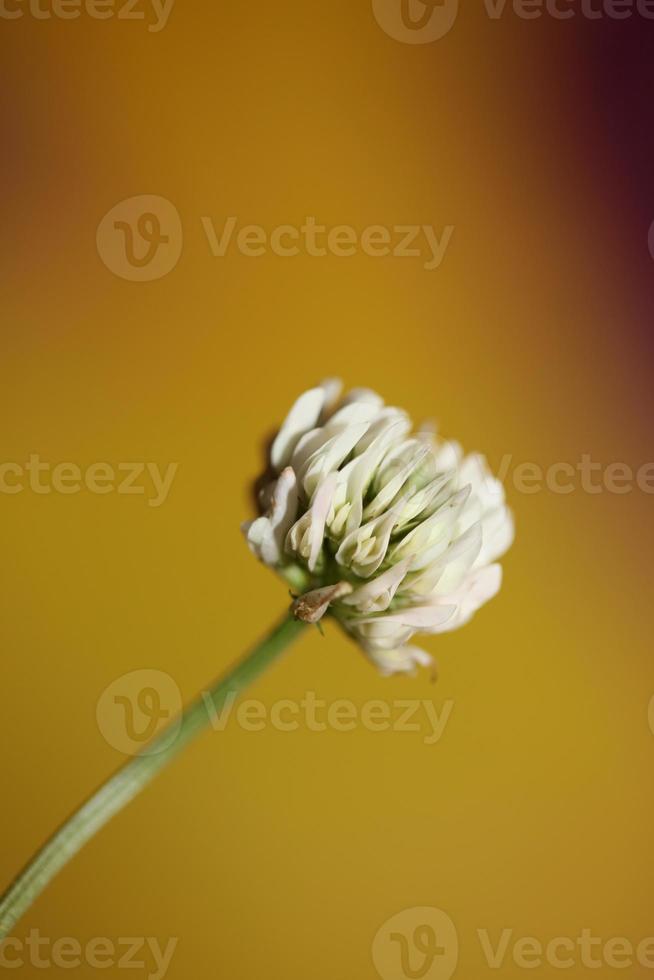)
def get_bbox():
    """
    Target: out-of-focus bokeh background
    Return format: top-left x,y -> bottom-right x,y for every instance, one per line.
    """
2,2 -> 654,977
